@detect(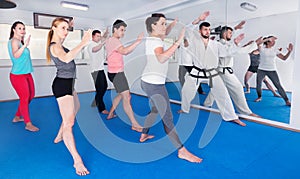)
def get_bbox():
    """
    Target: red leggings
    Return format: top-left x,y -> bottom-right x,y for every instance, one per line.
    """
10,73 -> 35,124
